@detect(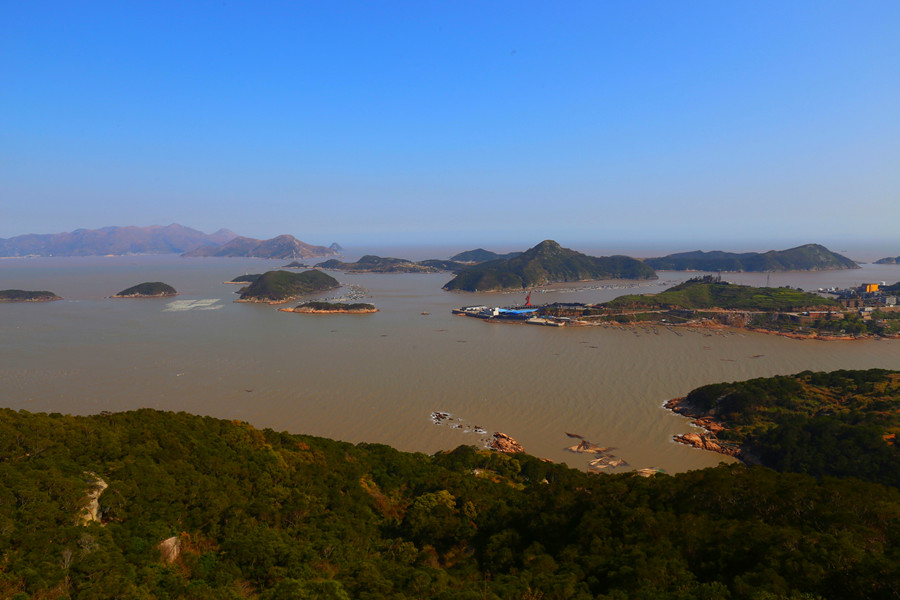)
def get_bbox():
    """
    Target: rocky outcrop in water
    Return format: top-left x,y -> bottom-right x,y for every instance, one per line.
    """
490,432 -> 524,454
